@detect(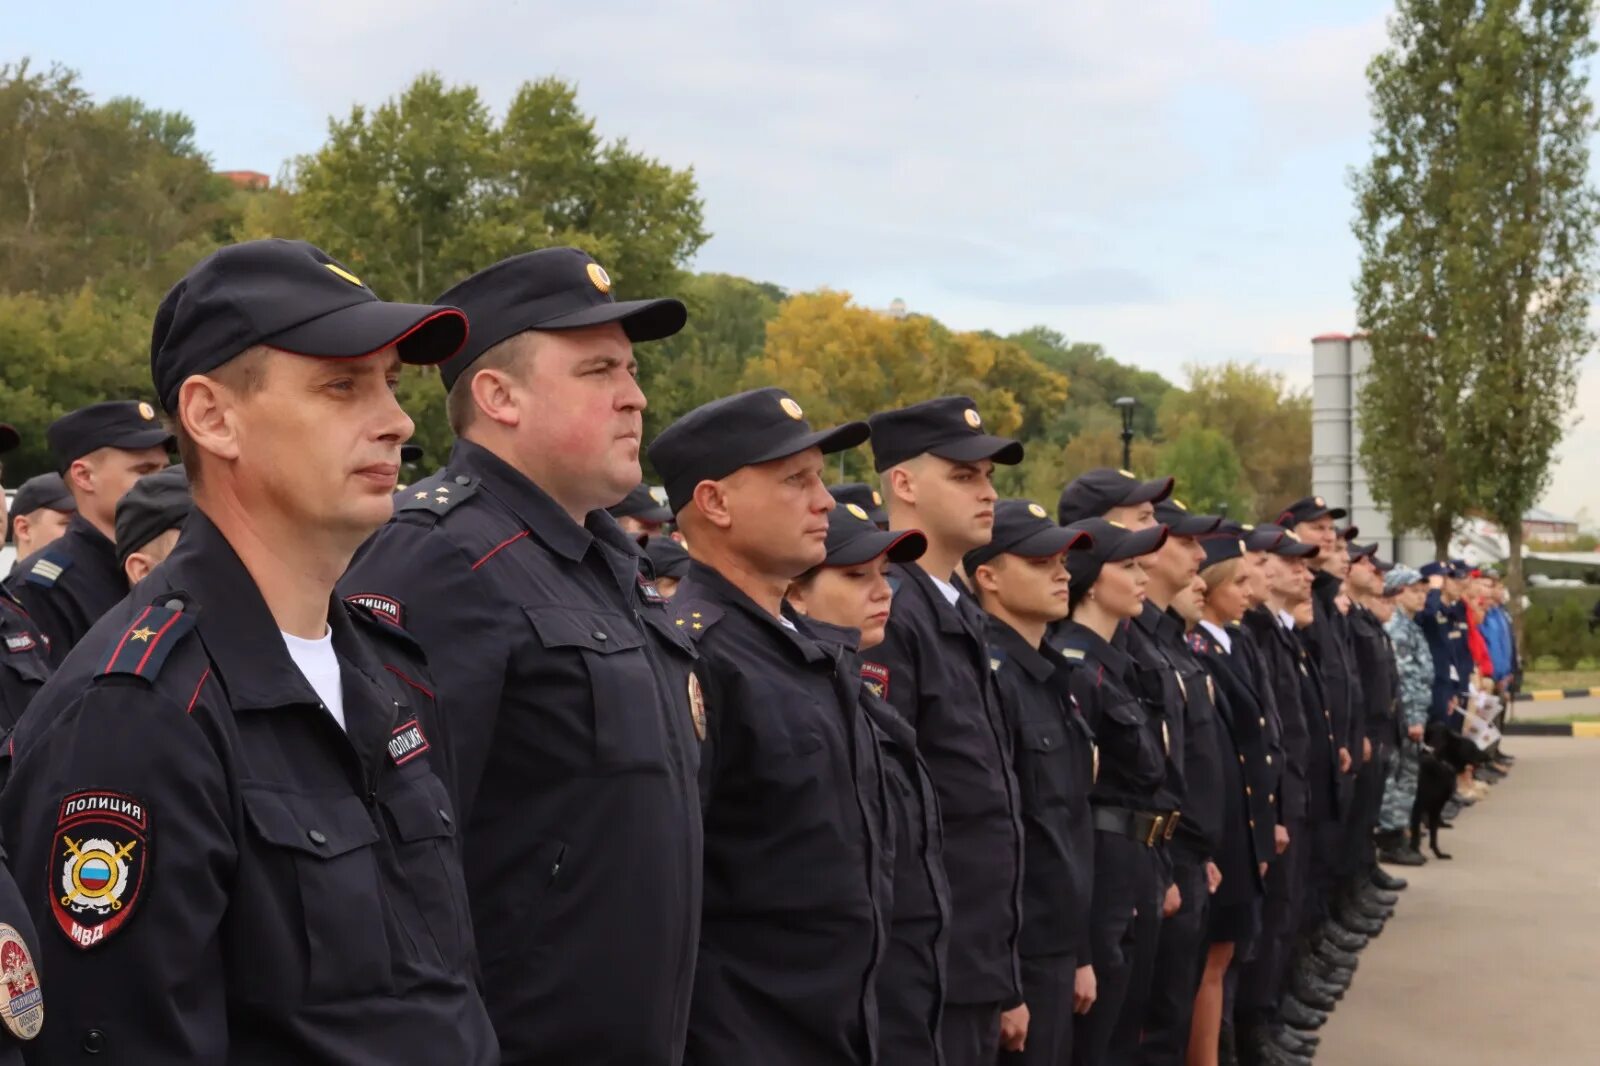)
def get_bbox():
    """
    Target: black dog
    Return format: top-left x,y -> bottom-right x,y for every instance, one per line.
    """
1410,723 -> 1489,860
